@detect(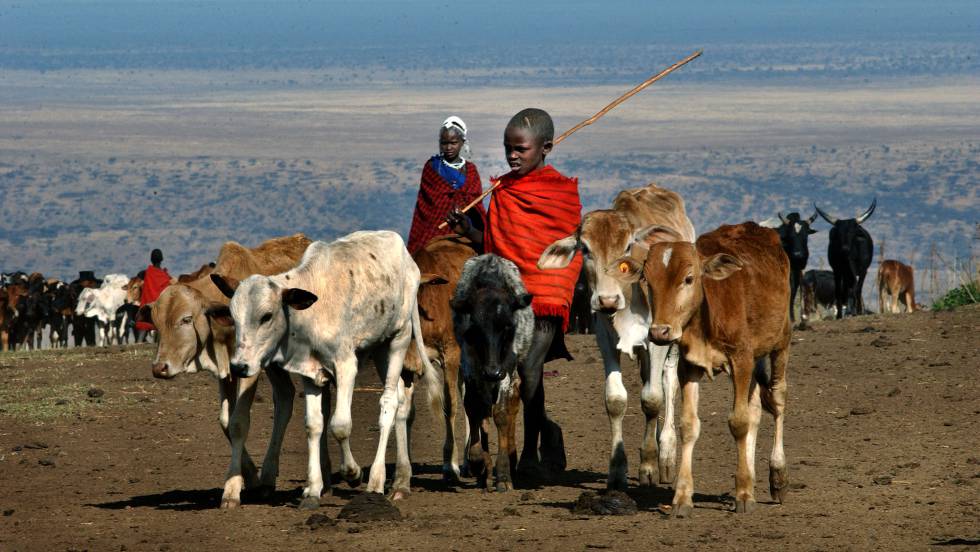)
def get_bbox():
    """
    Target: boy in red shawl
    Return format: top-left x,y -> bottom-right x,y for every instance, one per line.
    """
135,248 -> 171,335
448,108 -> 581,478
406,116 -> 486,254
